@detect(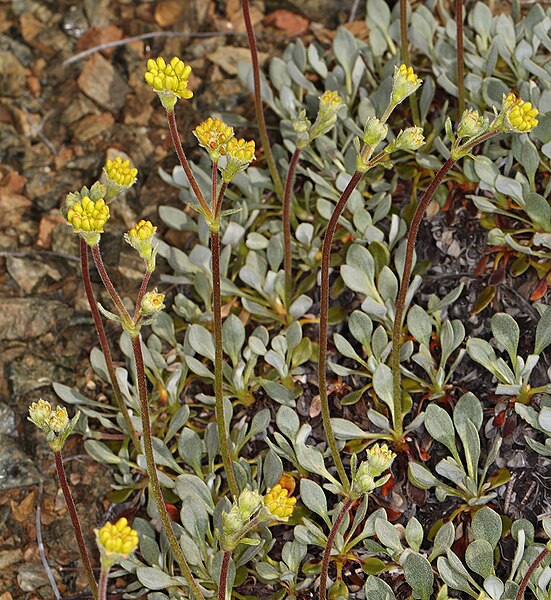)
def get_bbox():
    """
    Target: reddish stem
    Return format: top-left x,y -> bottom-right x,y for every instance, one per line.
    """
90,244 -> 131,322
215,181 -> 228,216
242,0 -> 284,201
98,570 -> 108,600
166,109 -> 211,217
456,0 -> 465,115
218,550 -> 232,600
80,240 -> 139,450
319,497 -> 353,599
54,451 -> 98,599
283,148 -> 302,318
319,171 -> 363,490
516,547 -> 549,600
134,270 -> 151,321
